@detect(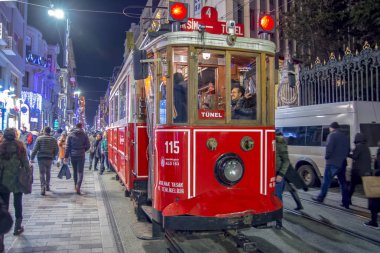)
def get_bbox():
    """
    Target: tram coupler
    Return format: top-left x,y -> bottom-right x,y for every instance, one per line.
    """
224,230 -> 257,252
